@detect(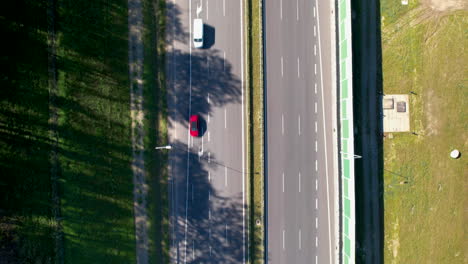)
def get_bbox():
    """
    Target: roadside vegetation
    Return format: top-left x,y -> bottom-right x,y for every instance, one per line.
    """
0,1 -> 55,262
380,1 -> 467,262
246,0 -> 264,262
142,0 -> 170,263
